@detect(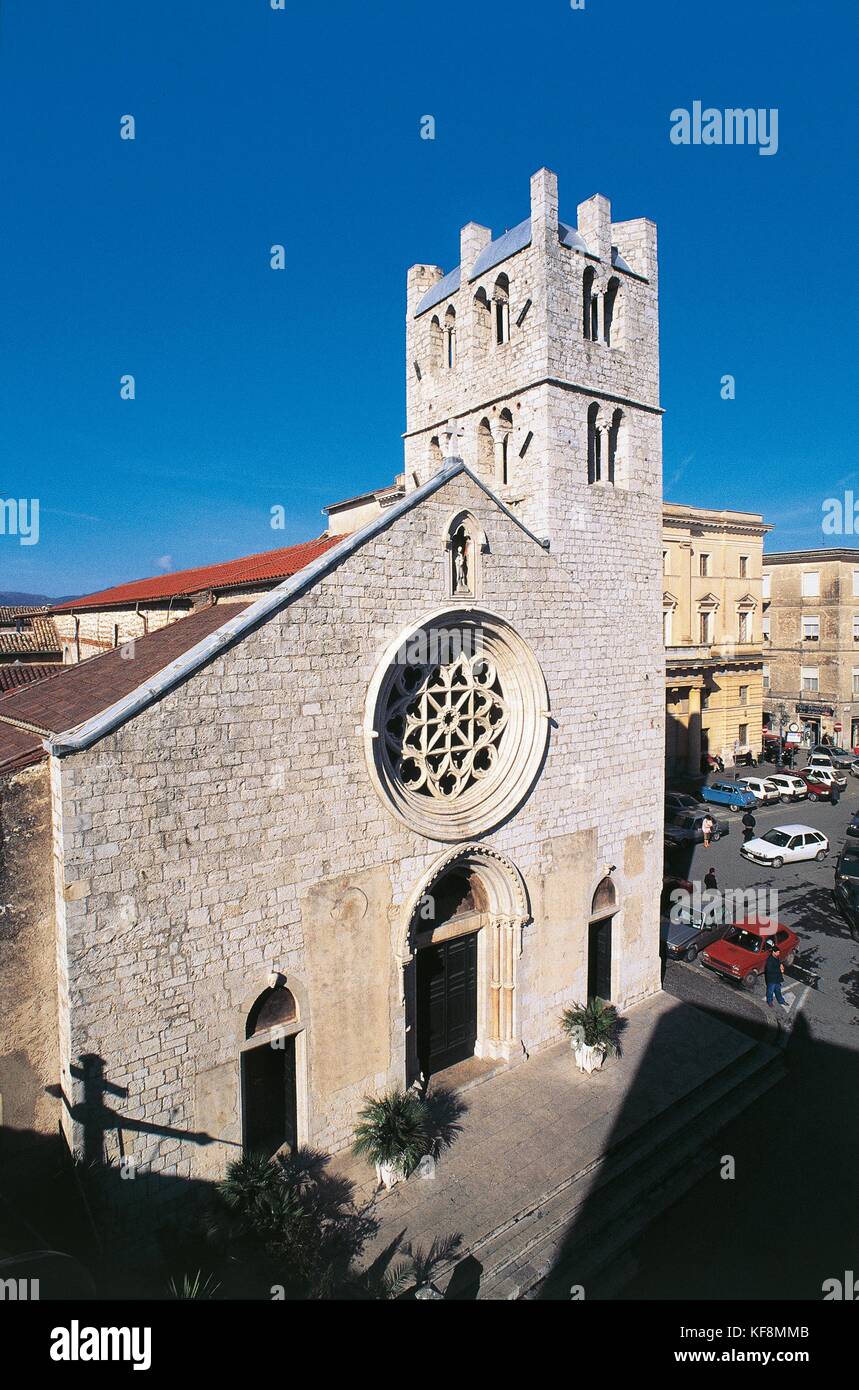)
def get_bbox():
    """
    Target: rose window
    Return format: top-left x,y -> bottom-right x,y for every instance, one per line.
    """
384,653 -> 508,801
365,611 -> 550,841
